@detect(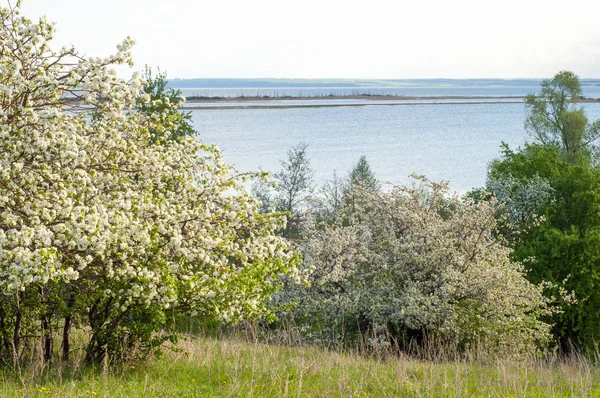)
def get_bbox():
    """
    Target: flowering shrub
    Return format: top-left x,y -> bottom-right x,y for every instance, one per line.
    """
277,179 -> 554,358
0,4 -> 299,364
